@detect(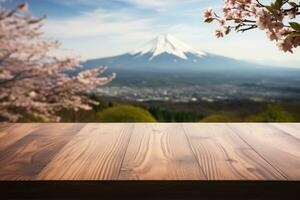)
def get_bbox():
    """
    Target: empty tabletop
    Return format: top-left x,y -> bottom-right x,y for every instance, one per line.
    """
0,123 -> 299,181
